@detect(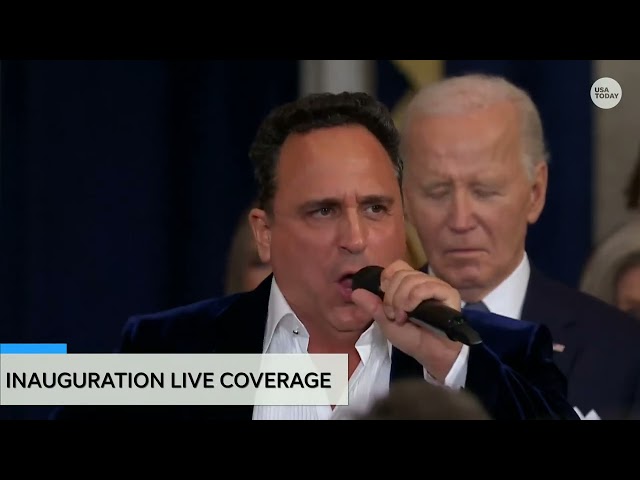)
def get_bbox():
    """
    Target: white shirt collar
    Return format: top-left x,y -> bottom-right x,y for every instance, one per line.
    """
263,277 -> 392,359
481,252 -> 530,319
262,277 -> 305,353
429,252 -> 530,319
